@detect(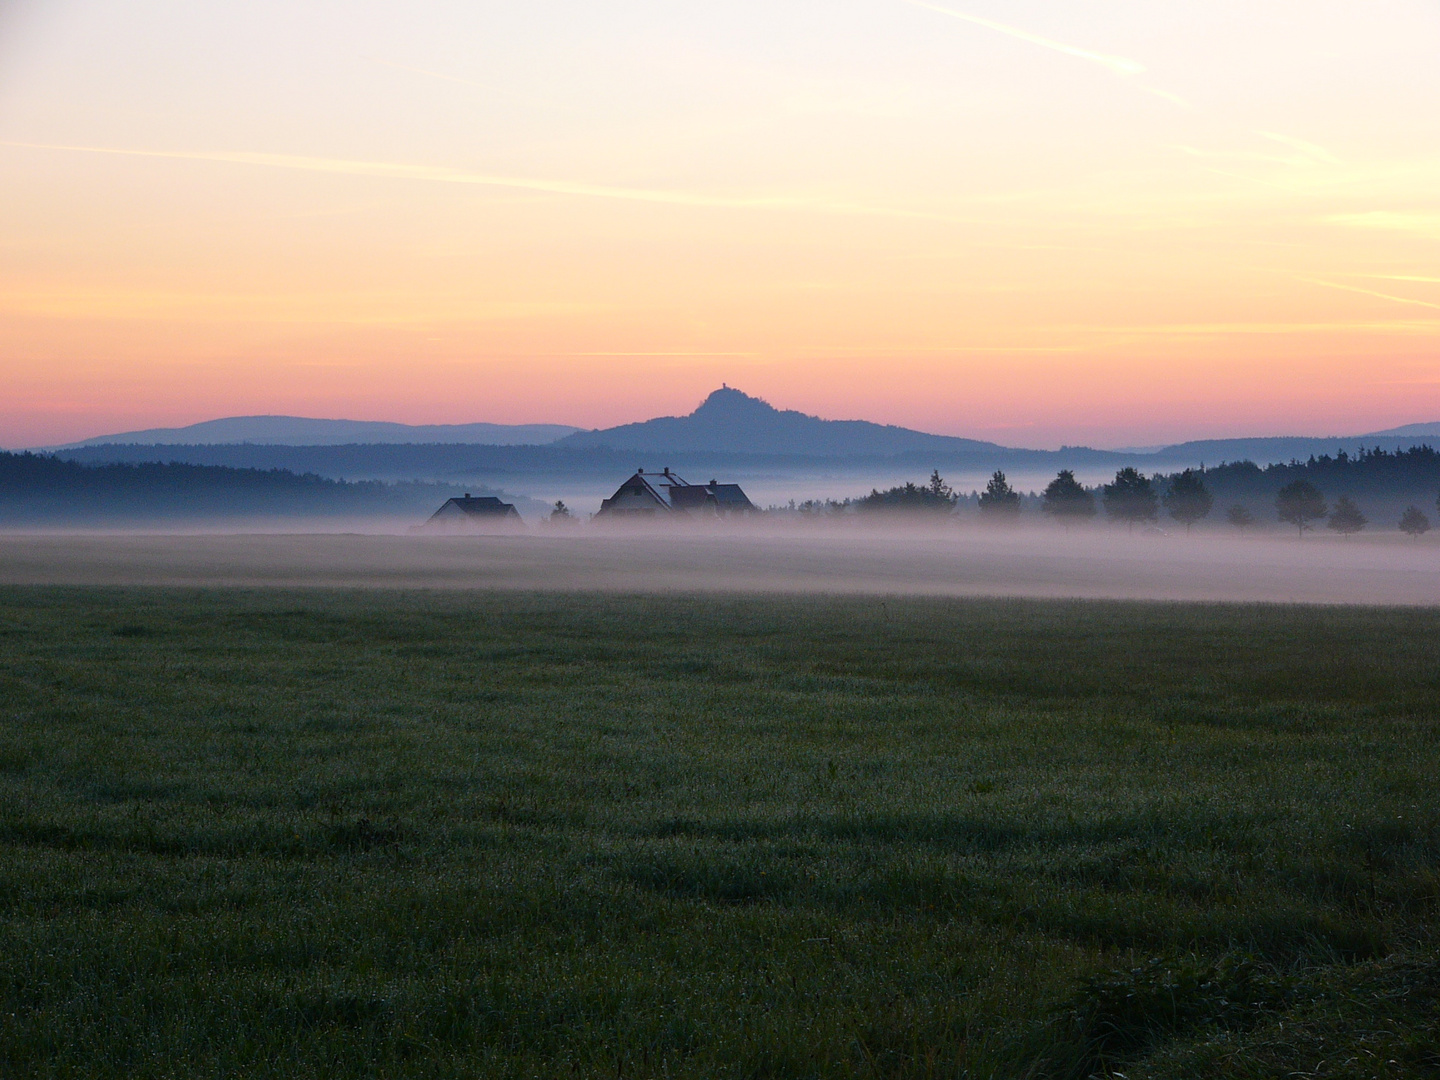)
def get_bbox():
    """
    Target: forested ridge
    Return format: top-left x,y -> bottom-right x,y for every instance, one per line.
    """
1195,446 -> 1440,522
0,451 -> 459,522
